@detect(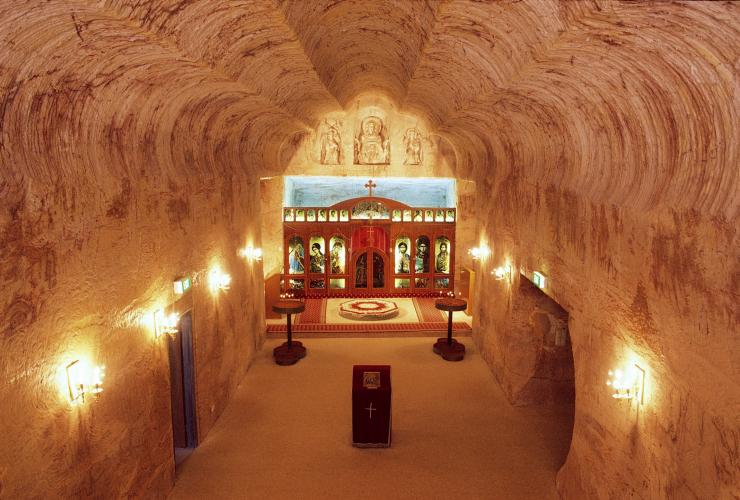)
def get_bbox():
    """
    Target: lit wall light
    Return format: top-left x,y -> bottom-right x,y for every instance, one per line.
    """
469,245 -> 491,261
492,263 -> 513,281
532,271 -> 547,289
209,266 -> 232,293
606,364 -> 645,404
66,360 -> 106,404
239,245 -> 263,263
154,309 -> 180,337
173,276 -> 192,295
